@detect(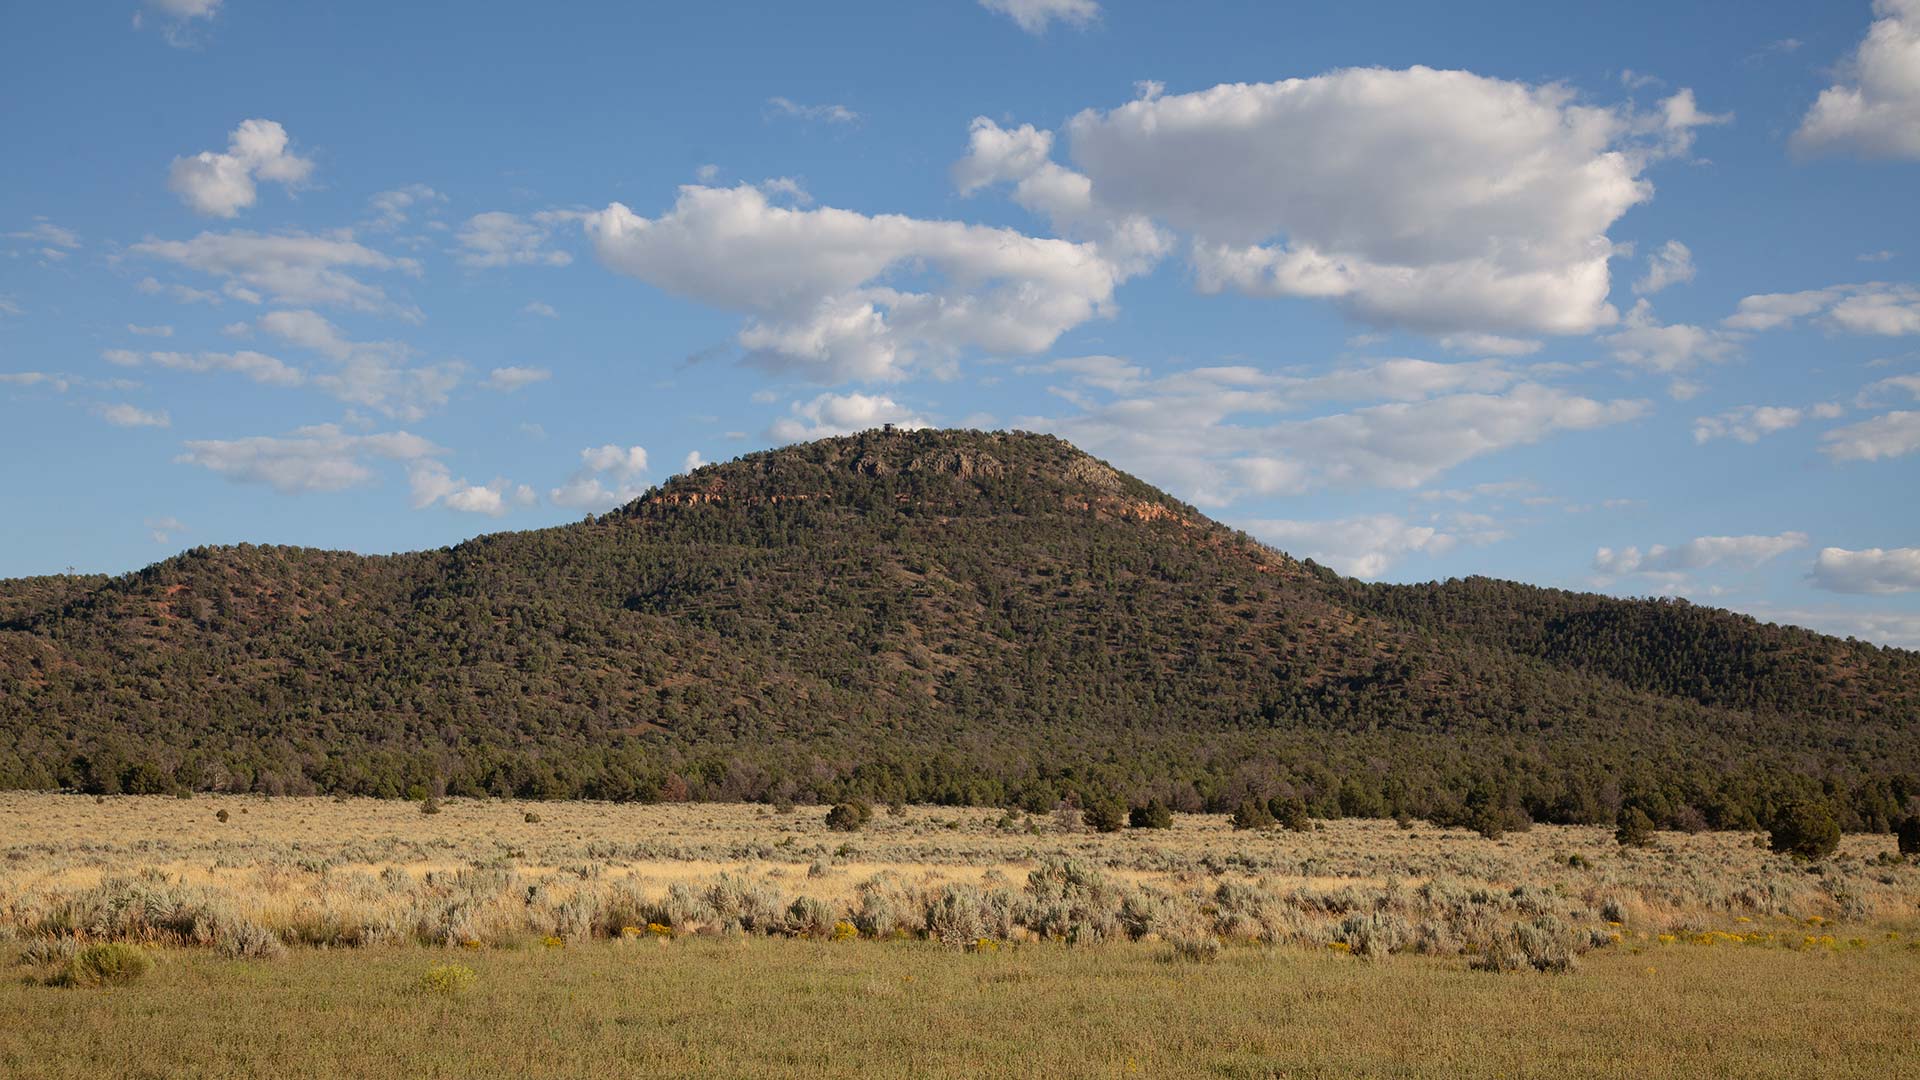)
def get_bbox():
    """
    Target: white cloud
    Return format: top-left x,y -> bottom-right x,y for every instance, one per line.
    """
759,177 -> 813,205
93,403 -> 171,428
978,0 -> 1099,34
407,461 -> 521,517
768,392 -> 930,441
6,218 -> 81,259
130,230 -> 420,316
1743,606 -> 1920,649
481,365 -> 551,392
127,323 -> 174,337
176,423 -> 441,493
1859,249 -> 1898,262
0,372 -> 71,392
1602,299 -> 1740,374
521,300 -> 558,318
1634,239 -> 1696,295
1436,333 -> 1543,357
1821,409 -> 1920,461
454,211 -> 573,269
1792,0 -> 1920,160
168,119 -> 314,218
550,444 -> 650,510
766,97 -> 860,124
256,309 -> 460,418
582,184 -> 1126,381
1691,403 -> 1843,443
1056,70 -> 1722,337
145,515 -> 187,544
1810,546 -> 1920,594
1025,360 -> 1647,506
136,0 -> 222,47
682,450 -> 704,472
1594,532 -> 1808,576
108,347 -> 305,387
367,184 -> 445,230
1242,513 -> 1457,578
